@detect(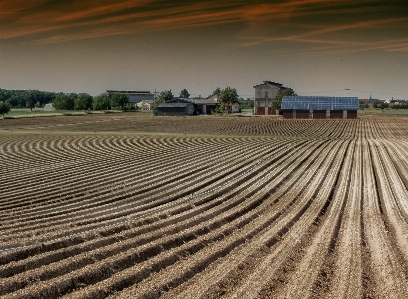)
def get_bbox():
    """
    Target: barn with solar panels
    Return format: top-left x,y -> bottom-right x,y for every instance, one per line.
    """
281,96 -> 359,119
